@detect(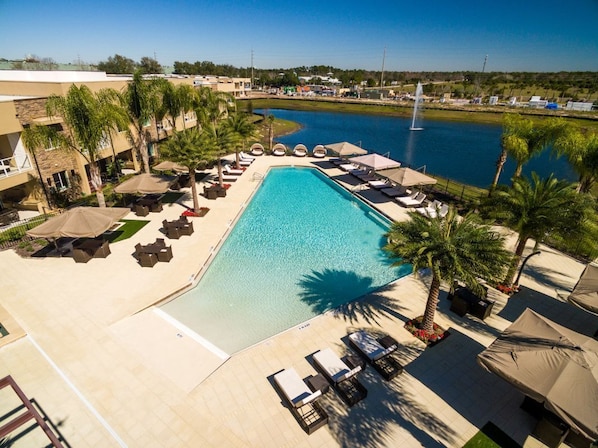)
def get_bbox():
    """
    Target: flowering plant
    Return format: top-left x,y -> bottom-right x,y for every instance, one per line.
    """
497,284 -> 519,295
404,316 -> 449,346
